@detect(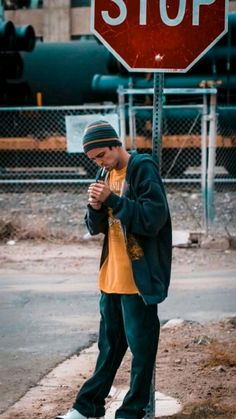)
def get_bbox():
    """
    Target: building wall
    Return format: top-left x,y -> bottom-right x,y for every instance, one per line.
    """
5,5 -> 90,41
5,2 -> 236,42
